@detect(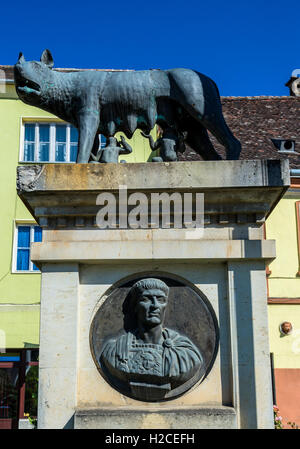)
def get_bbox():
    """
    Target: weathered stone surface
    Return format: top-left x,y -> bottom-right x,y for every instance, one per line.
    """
74,406 -> 237,429
37,264 -> 80,429
30,238 -> 276,266
17,160 -> 289,237
16,164 -> 44,192
17,159 -> 290,193
18,419 -> 35,429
